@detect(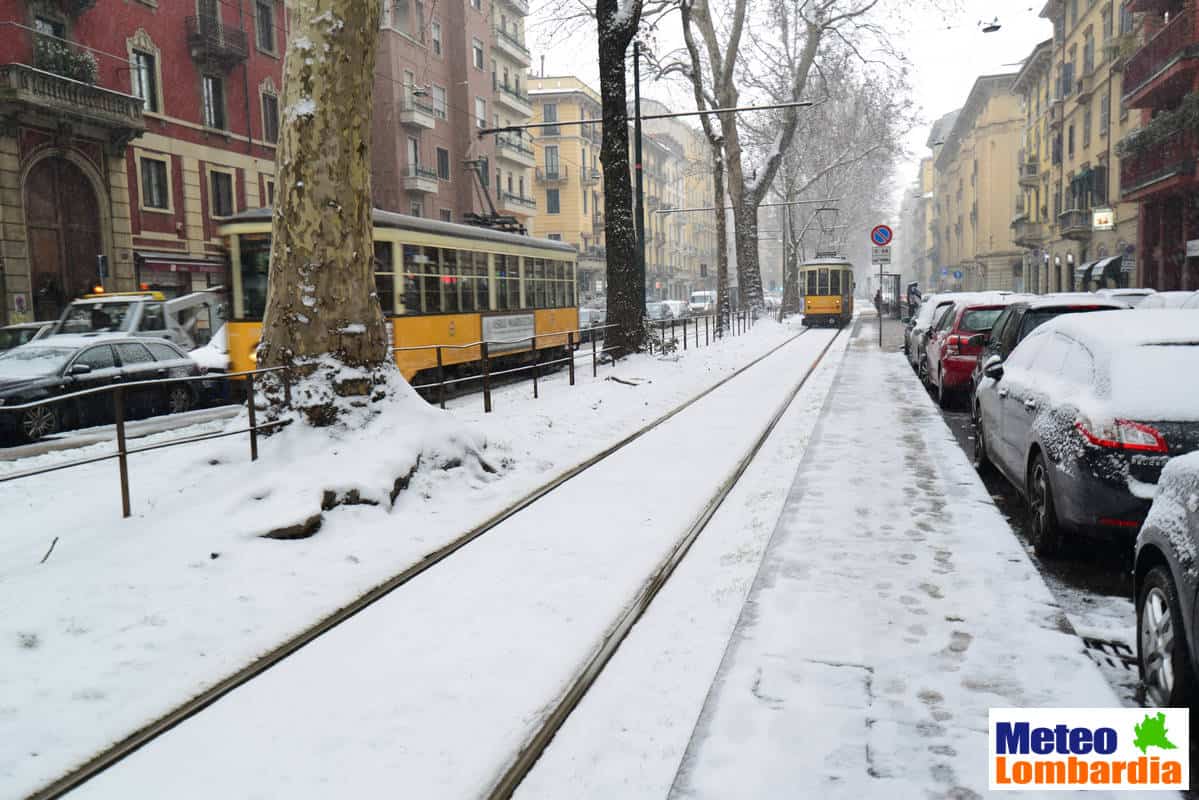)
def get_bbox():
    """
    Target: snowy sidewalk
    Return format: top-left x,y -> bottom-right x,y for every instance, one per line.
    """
669,317 -> 1125,798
